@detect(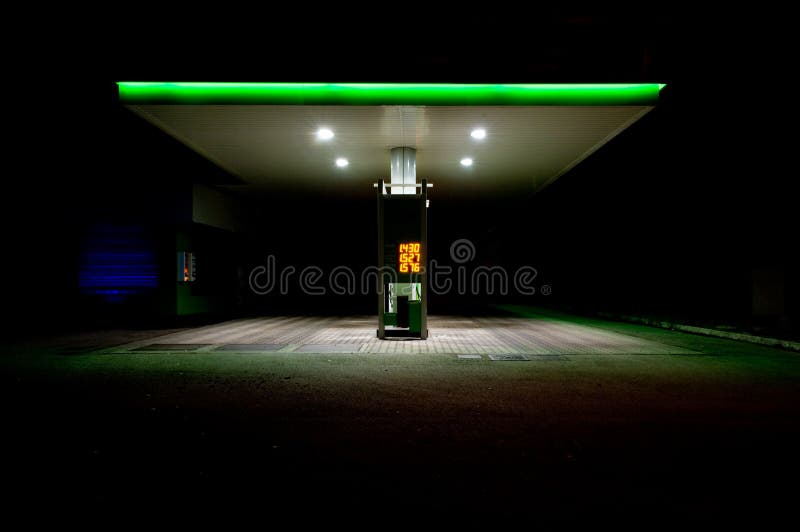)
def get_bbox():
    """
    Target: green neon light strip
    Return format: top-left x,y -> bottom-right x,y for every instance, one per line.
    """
118,82 -> 665,106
